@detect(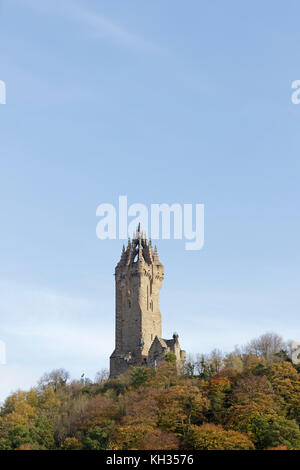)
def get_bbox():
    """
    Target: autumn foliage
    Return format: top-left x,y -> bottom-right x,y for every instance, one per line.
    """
1,333 -> 300,450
